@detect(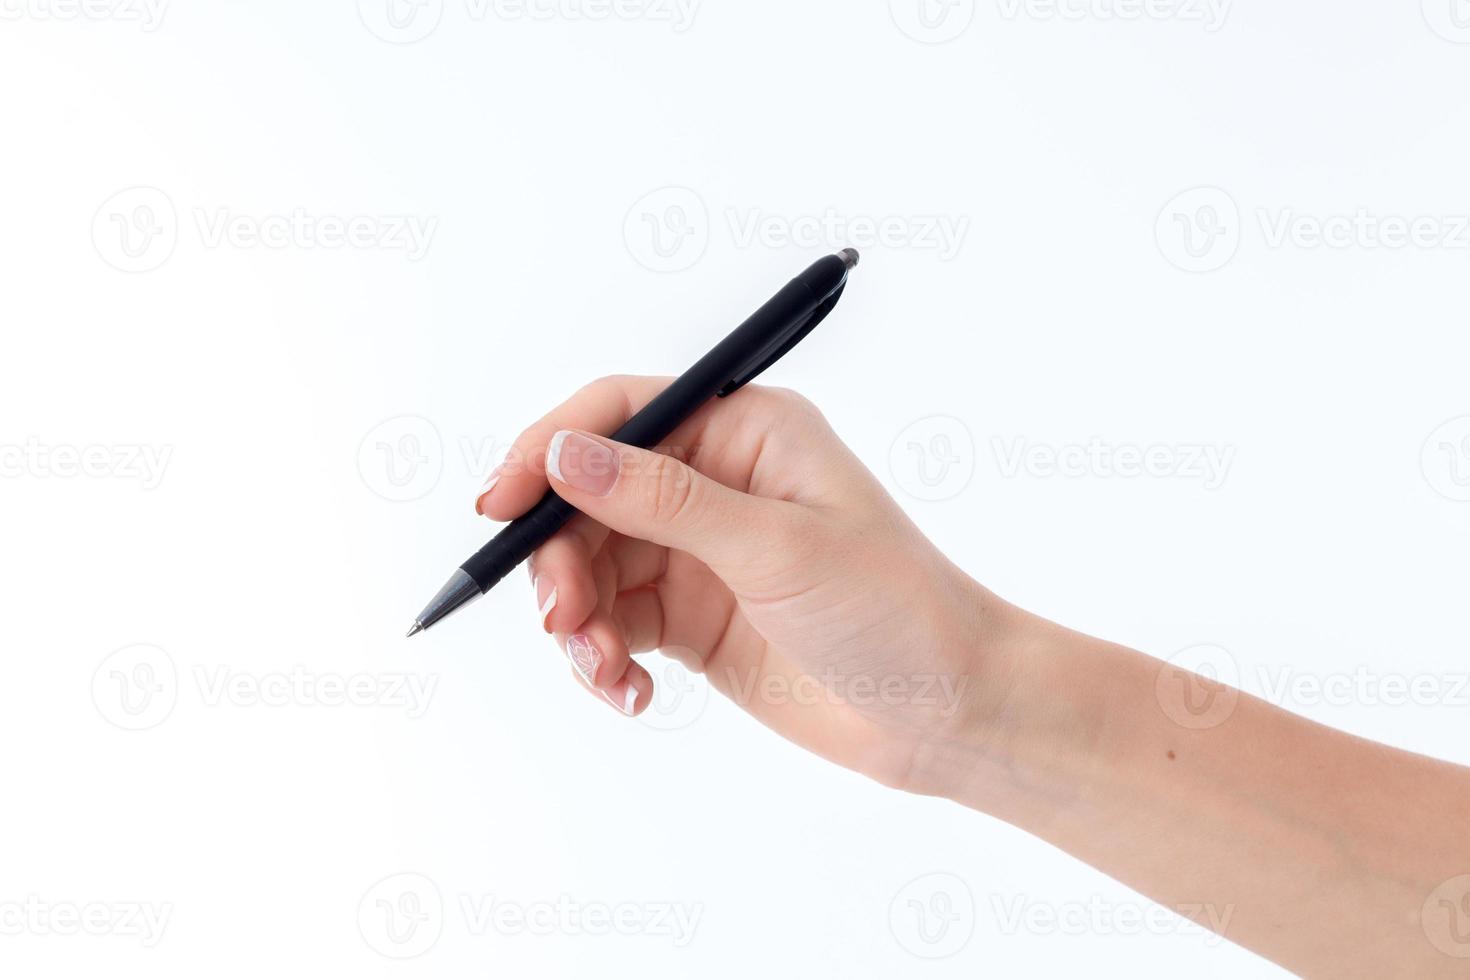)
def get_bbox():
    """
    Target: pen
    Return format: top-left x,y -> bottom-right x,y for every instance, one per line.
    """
408,247 -> 860,637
